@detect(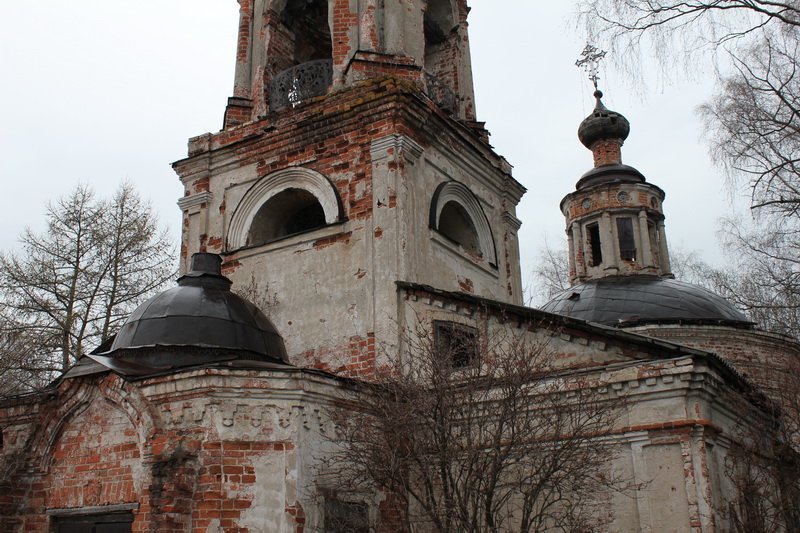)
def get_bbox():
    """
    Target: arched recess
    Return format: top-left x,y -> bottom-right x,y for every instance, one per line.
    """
430,181 -> 497,266
228,167 -> 344,250
31,375 -> 159,475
